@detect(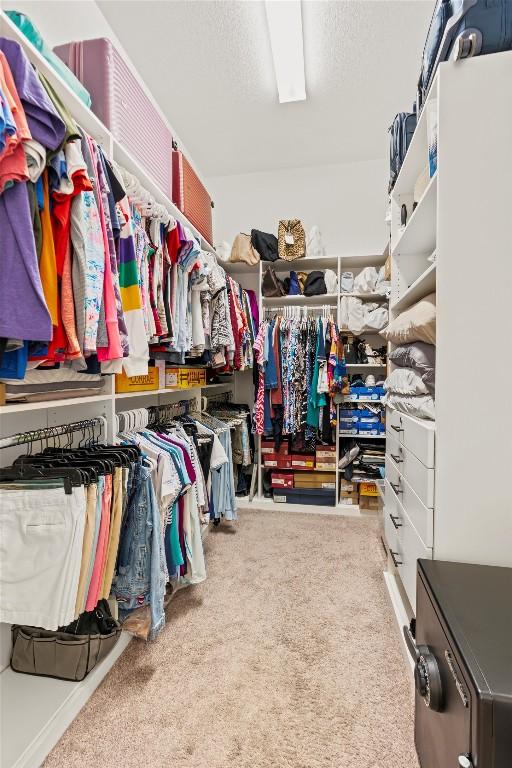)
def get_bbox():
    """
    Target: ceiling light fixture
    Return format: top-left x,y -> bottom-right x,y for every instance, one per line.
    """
265,0 -> 306,104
